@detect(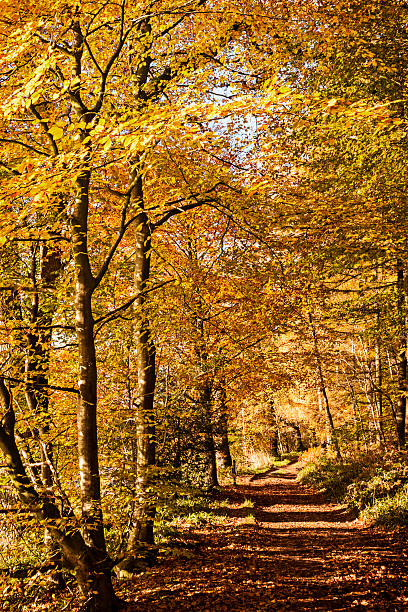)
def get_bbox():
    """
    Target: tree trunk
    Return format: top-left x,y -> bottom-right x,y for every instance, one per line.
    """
281,419 -> 306,452
358,337 -> 384,444
200,379 -> 219,488
69,121 -> 115,606
214,385 -> 233,469
173,415 -> 182,470
271,429 -> 280,458
186,238 -> 218,488
242,403 -> 248,461
374,329 -> 385,444
217,418 -> 233,469
396,259 -> 407,448
24,241 -> 64,577
73,182 -> 105,555
292,423 -> 306,452
127,206 -> 157,550
114,175 -> 158,579
0,191 -> 116,608
0,378 -> 118,612
269,400 -> 280,459
308,311 -> 341,459
349,383 -> 367,446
